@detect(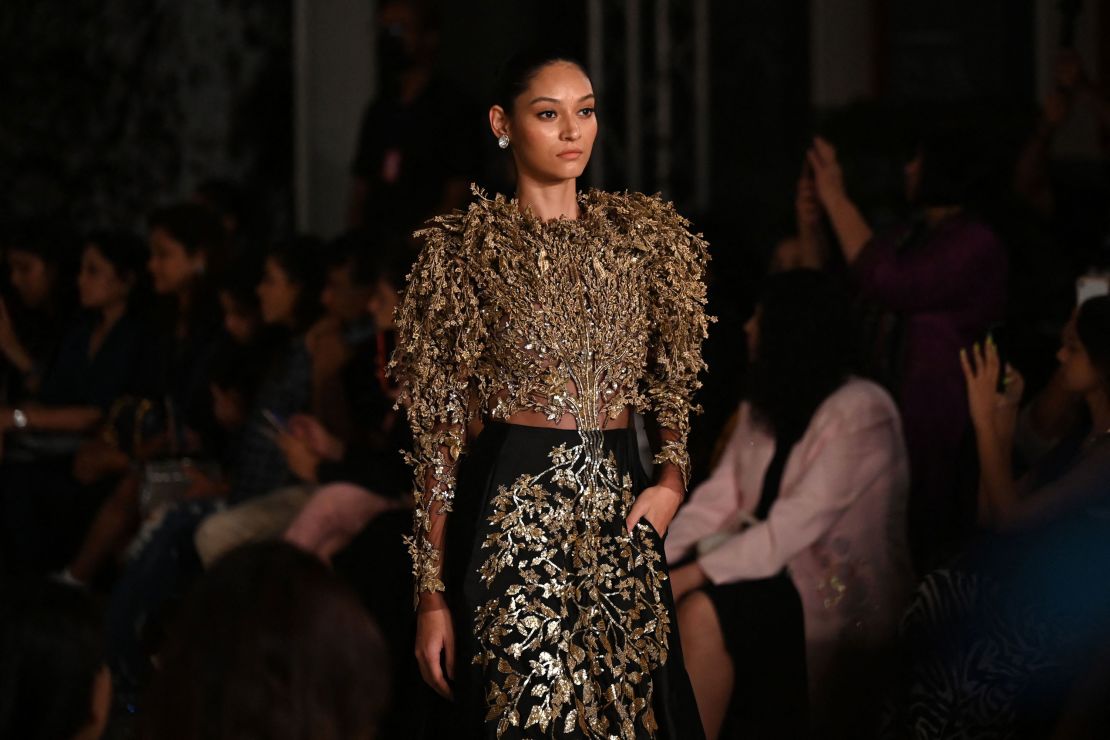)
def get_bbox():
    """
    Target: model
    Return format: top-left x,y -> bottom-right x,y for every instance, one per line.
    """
390,49 -> 708,739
